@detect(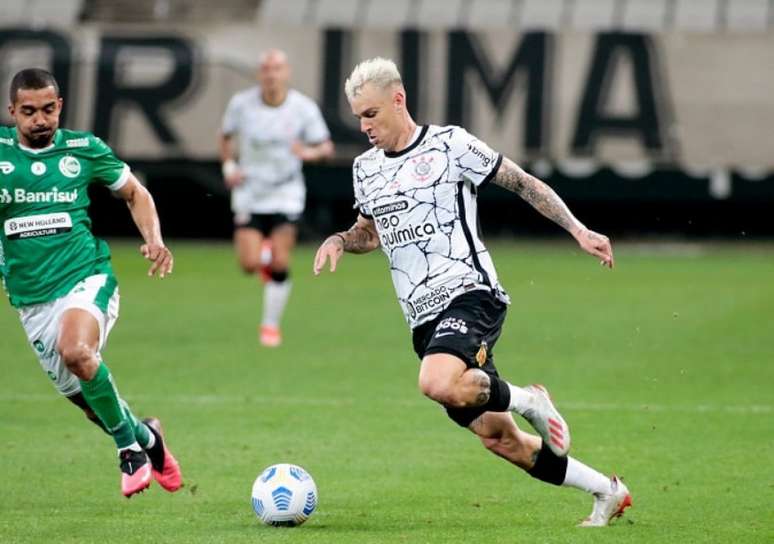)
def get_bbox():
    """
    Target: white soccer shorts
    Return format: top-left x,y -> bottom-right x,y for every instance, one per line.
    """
18,273 -> 120,397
